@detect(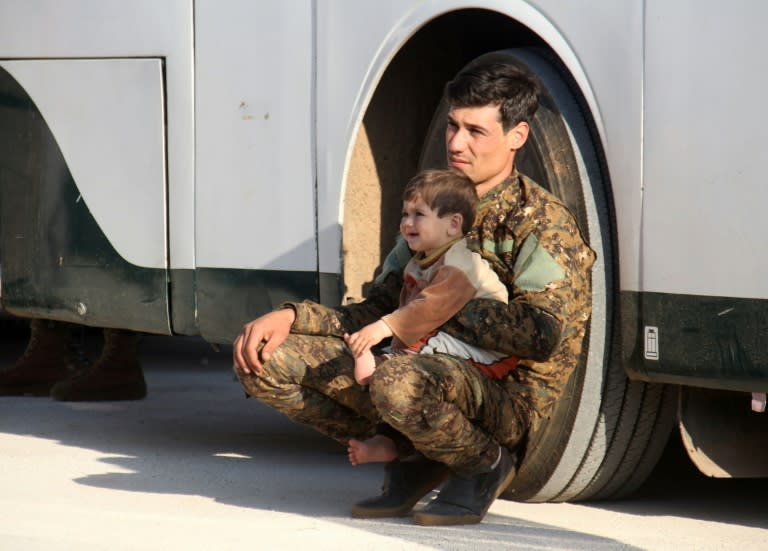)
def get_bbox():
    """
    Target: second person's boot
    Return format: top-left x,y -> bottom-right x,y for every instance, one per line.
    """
0,319 -> 81,396
50,329 -> 147,401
